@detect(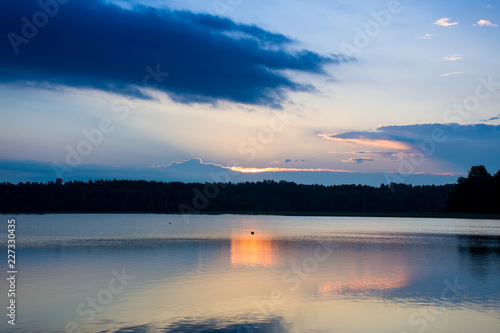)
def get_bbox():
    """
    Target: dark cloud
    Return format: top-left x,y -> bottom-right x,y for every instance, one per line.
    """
283,158 -> 305,163
0,0 -> 350,107
353,151 -> 402,159
327,123 -> 500,171
380,123 -> 500,142
343,157 -> 374,164
482,114 -> 500,122
328,123 -> 500,143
